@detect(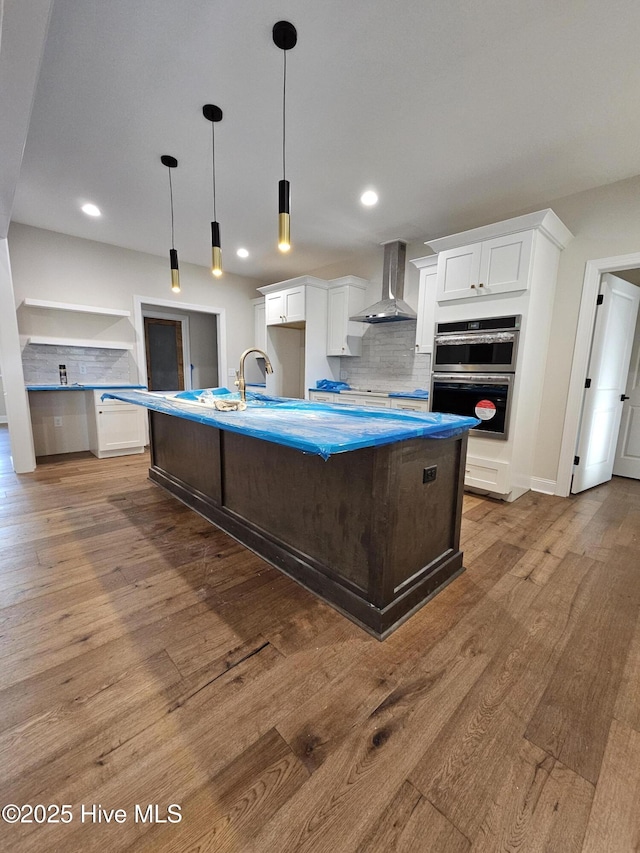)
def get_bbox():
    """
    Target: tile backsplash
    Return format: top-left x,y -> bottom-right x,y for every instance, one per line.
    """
22,344 -> 134,385
340,321 -> 431,392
